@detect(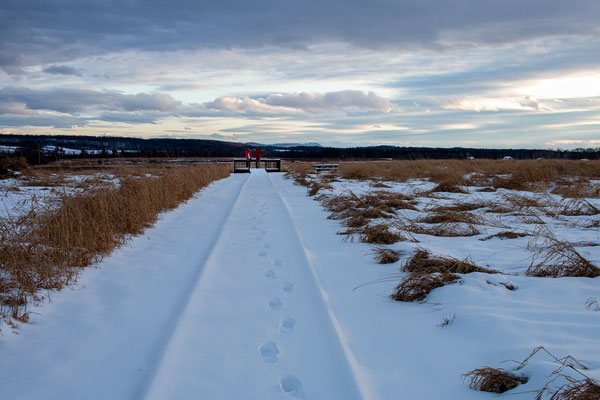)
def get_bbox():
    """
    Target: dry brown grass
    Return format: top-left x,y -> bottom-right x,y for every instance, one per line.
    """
372,247 -> 402,264
403,249 -> 496,274
317,190 -> 418,243
463,367 -> 528,393
560,199 -> 600,216
429,180 -> 468,194
361,224 -> 403,244
390,272 -> 459,302
526,237 -> 600,278
545,378 -> 600,400
0,157 -> 31,178
553,180 -> 600,199
479,231 -> 530,241
408,223 -> 480,237
418,210 -> 480,225
428,201 -> 487,213
0,163 -> 230,321
307,159 -> 600,189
